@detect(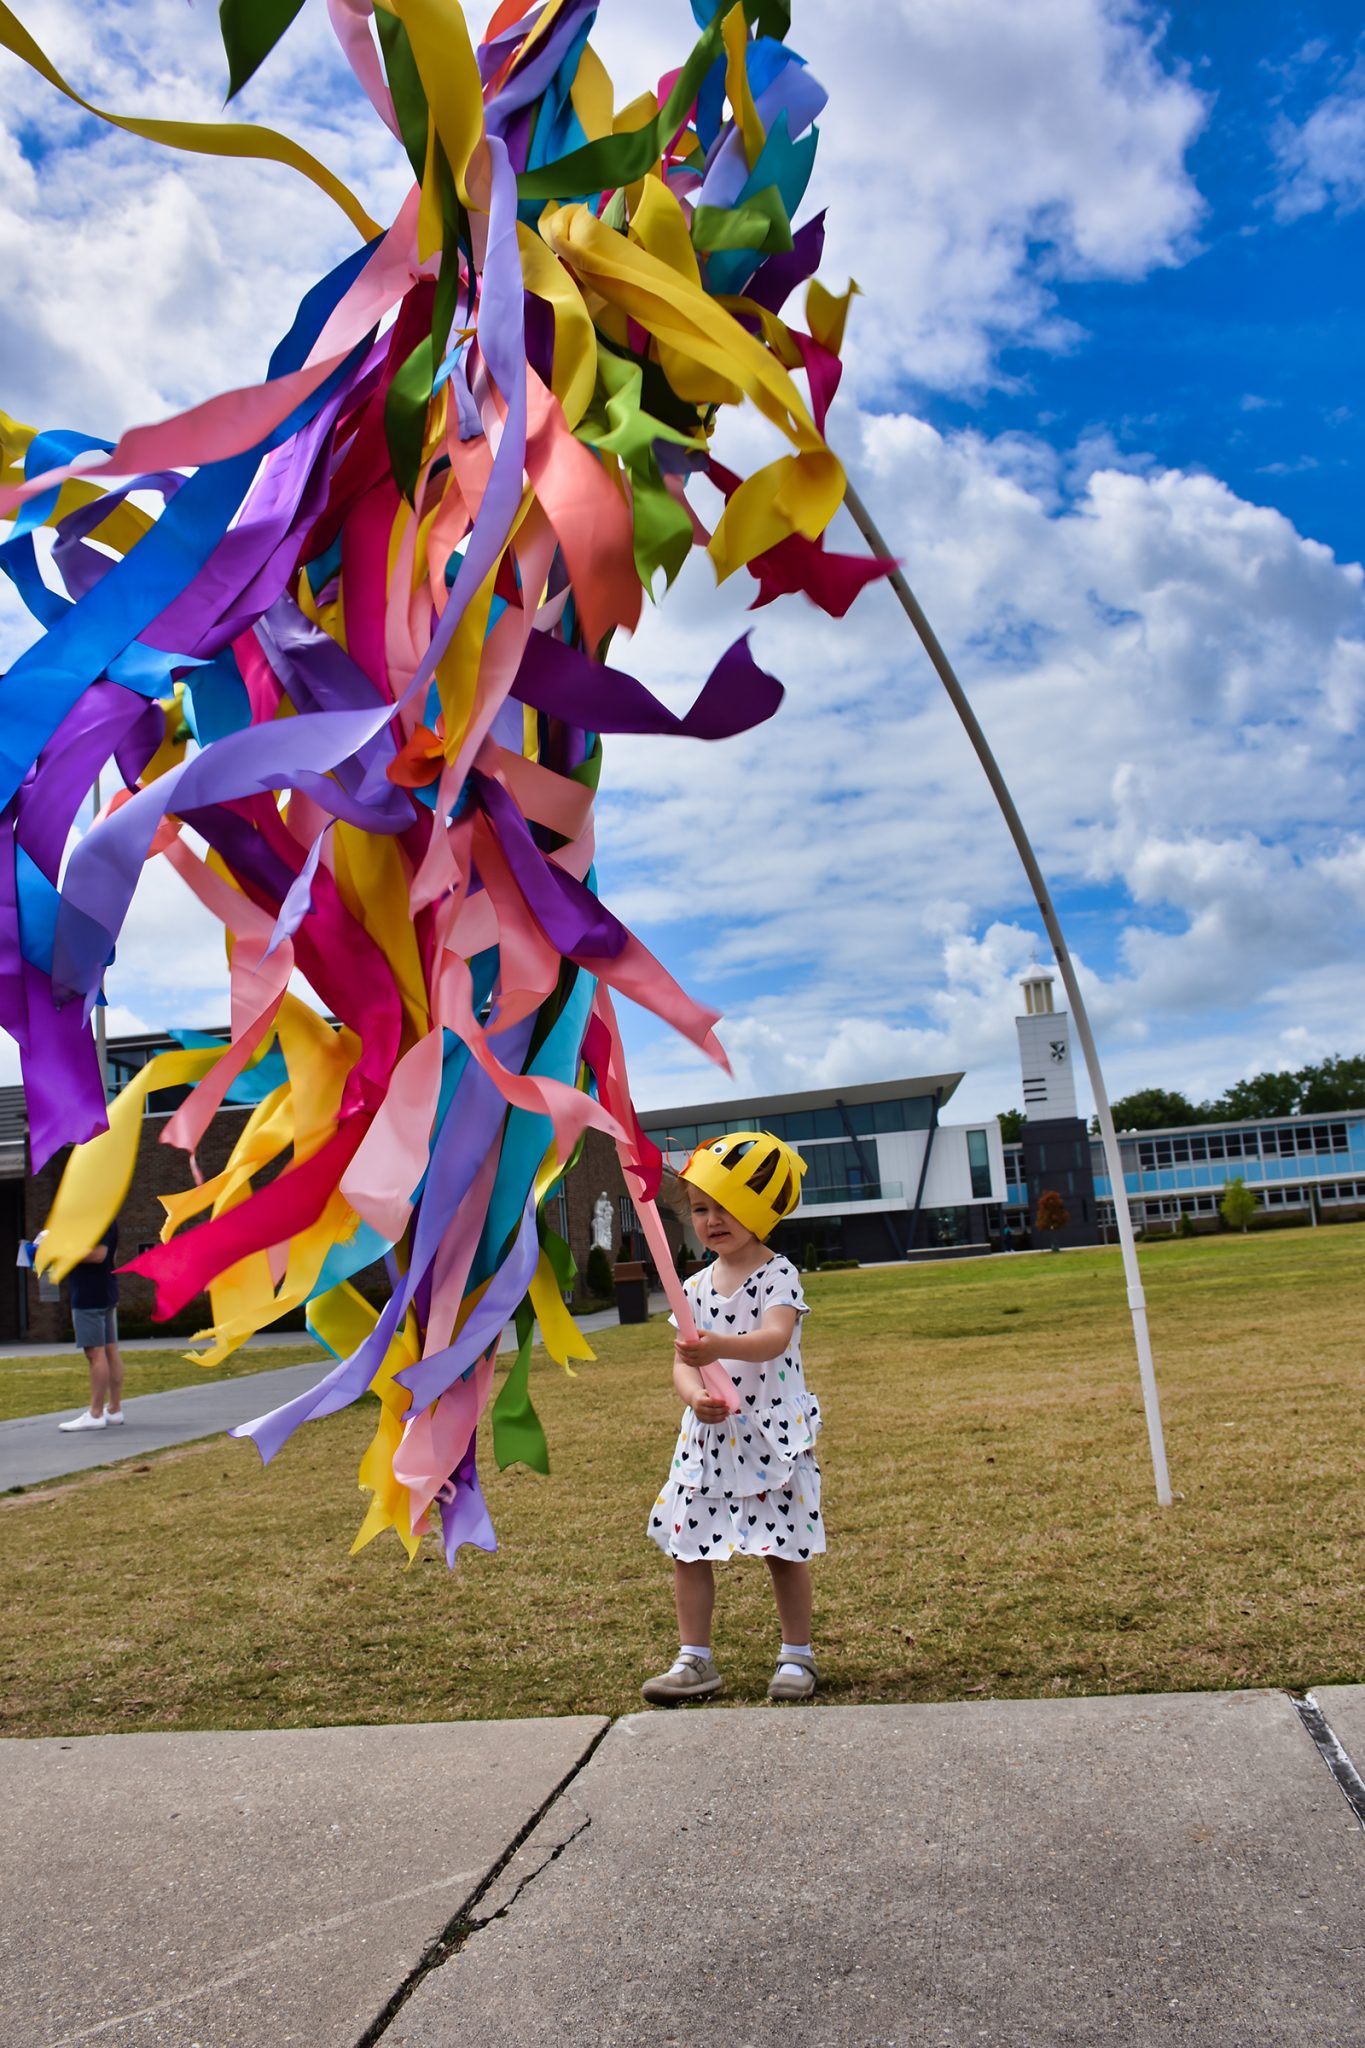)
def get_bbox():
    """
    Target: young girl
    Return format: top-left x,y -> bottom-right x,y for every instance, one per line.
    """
644,1130 -> 824,1705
